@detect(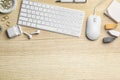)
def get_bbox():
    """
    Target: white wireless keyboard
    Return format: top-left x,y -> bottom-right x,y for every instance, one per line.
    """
18,0 -> 85,37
